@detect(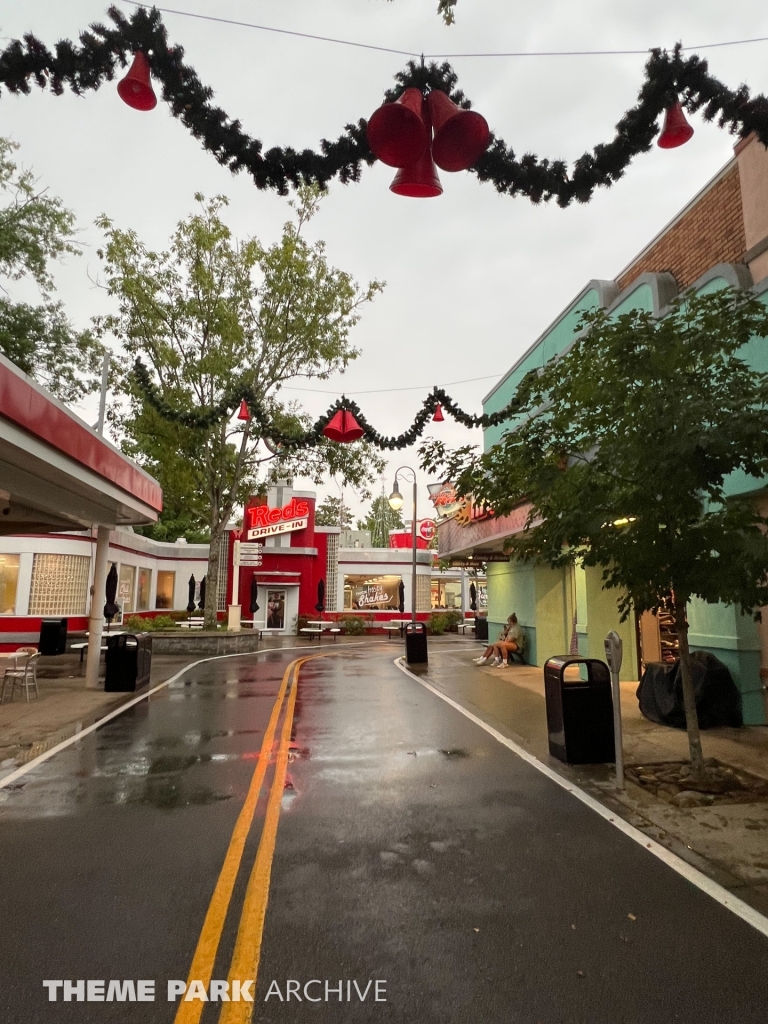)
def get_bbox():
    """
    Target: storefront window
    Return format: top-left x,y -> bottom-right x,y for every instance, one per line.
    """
0,555 -> 20,614
430,578 -> 462,610
155,570 -> 175,609
343,575 -> 402,611
266,590 -> 287,629
28,554 -> 90,615
137,567 -> 151,610
118,564 -> 136,614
